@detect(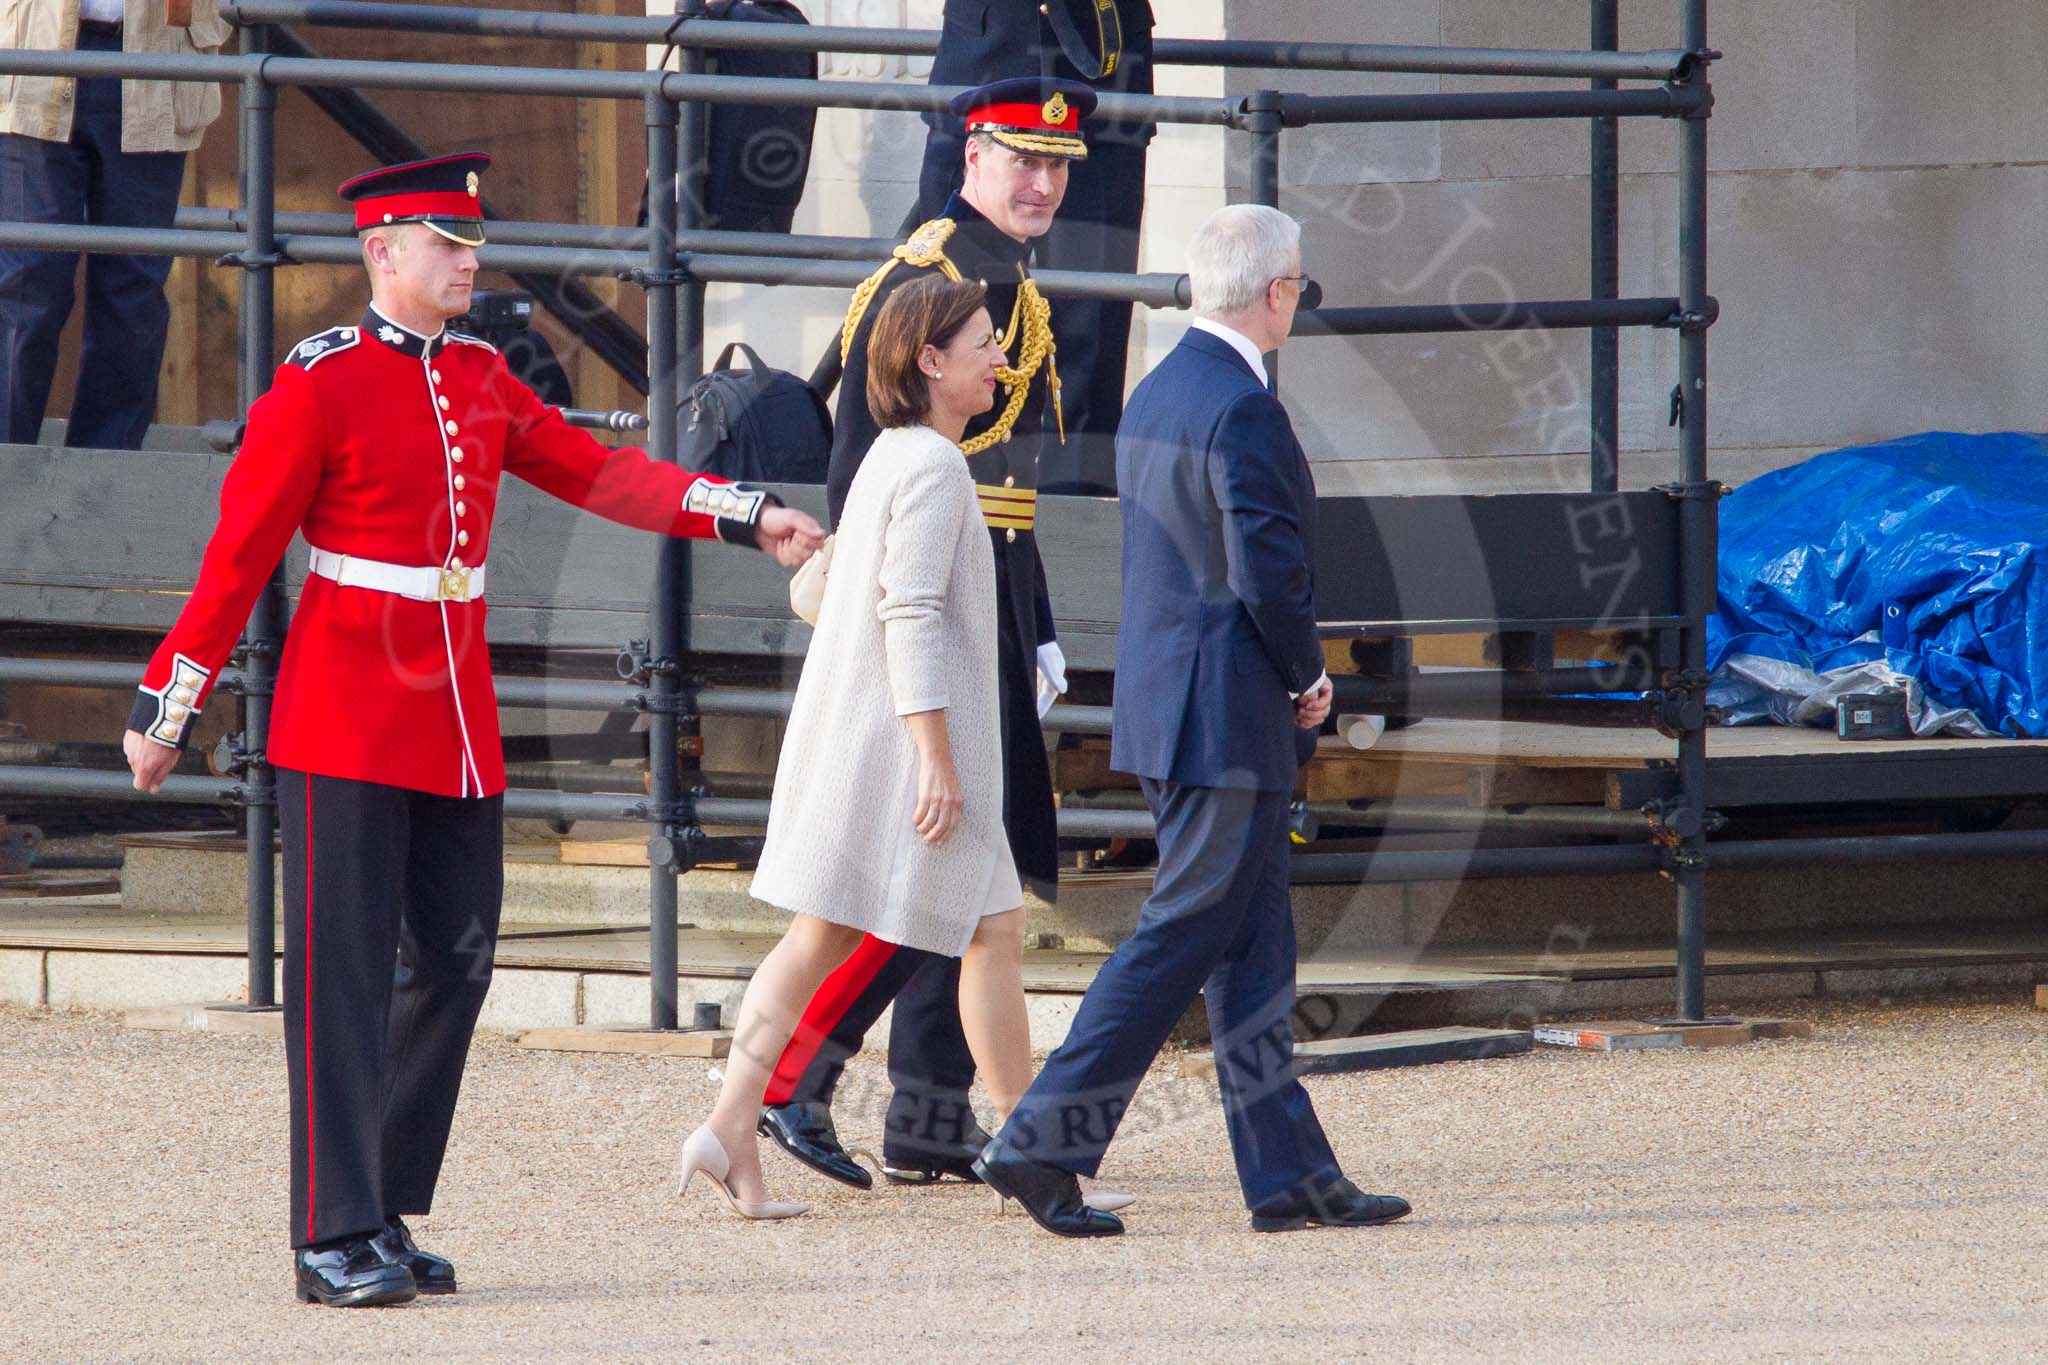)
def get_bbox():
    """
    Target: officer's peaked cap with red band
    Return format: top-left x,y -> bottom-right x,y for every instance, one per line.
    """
950,76 -> 1096,160
338,152 -> 490,246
